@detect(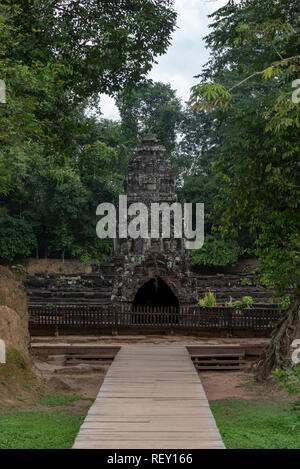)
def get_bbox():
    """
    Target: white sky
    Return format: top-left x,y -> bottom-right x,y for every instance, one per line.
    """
99,0 -> 228,120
